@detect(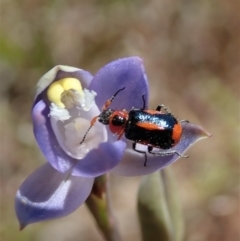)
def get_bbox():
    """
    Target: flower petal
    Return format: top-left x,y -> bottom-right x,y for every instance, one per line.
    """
32,100 -> 76,173
111,122 -> 211,176
72,140 -> 126,177
50,104 -> 107,160
89,57 -> 149,111
35,65 -> 93,100
15,163 -> 94,229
